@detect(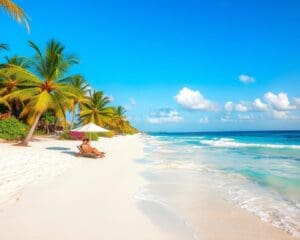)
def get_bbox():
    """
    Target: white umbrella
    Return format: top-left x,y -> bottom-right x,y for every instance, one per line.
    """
70,122 -> 108,140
